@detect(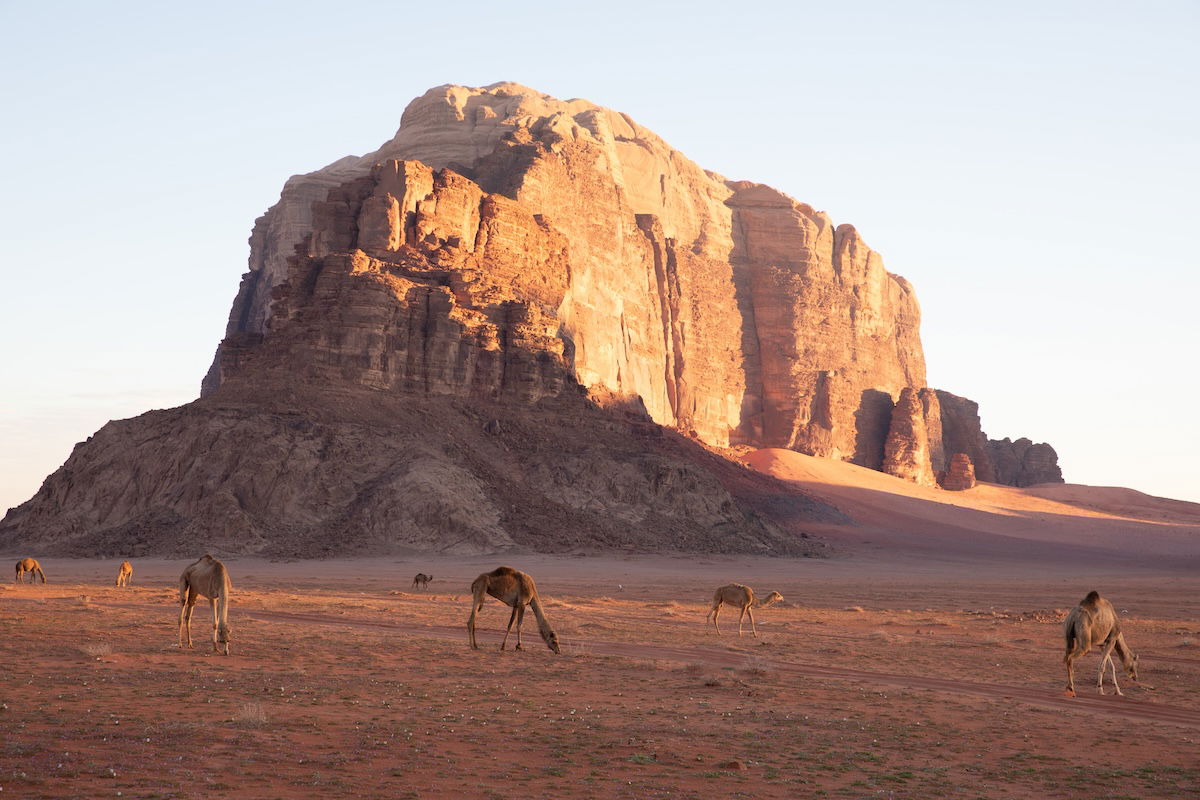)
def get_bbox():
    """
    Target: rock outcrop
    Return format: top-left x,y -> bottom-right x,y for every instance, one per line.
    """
934,391 -> 998,484
881,387 -> 940,486
989,437 -> 1064,487
939,453 -> 978,491
3,82 -> 1064,556
0,387 -> 834,557
206,82 -> 926,465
